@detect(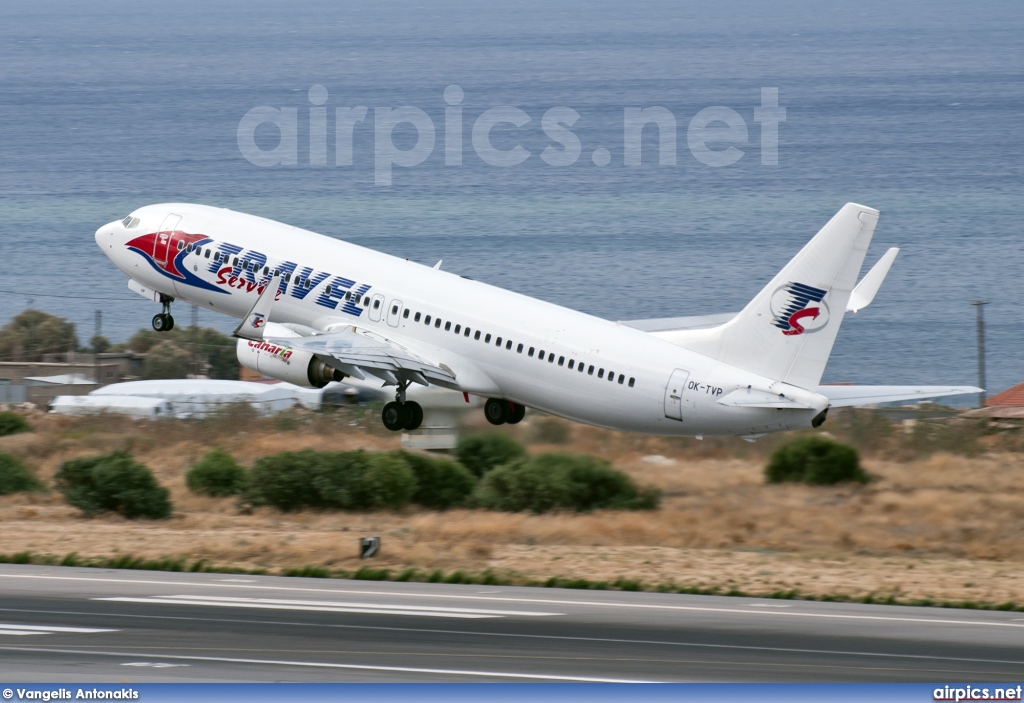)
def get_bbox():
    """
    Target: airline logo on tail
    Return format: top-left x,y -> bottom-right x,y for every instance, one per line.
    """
771,282 -> 829,336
